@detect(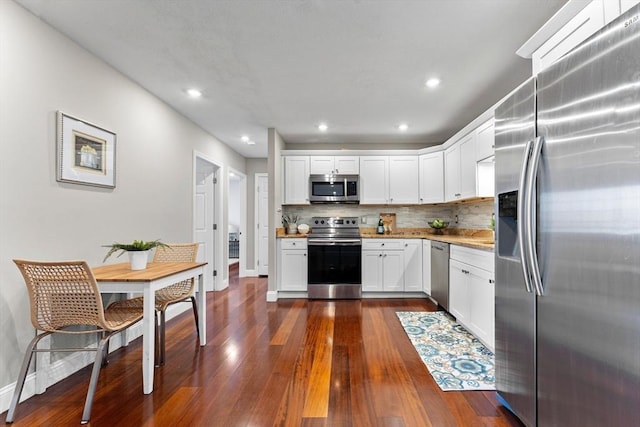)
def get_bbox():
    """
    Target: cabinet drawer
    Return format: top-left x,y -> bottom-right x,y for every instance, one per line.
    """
362,239 -> 403,250
450,245 -> 494,272
280,238 -> 307,250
